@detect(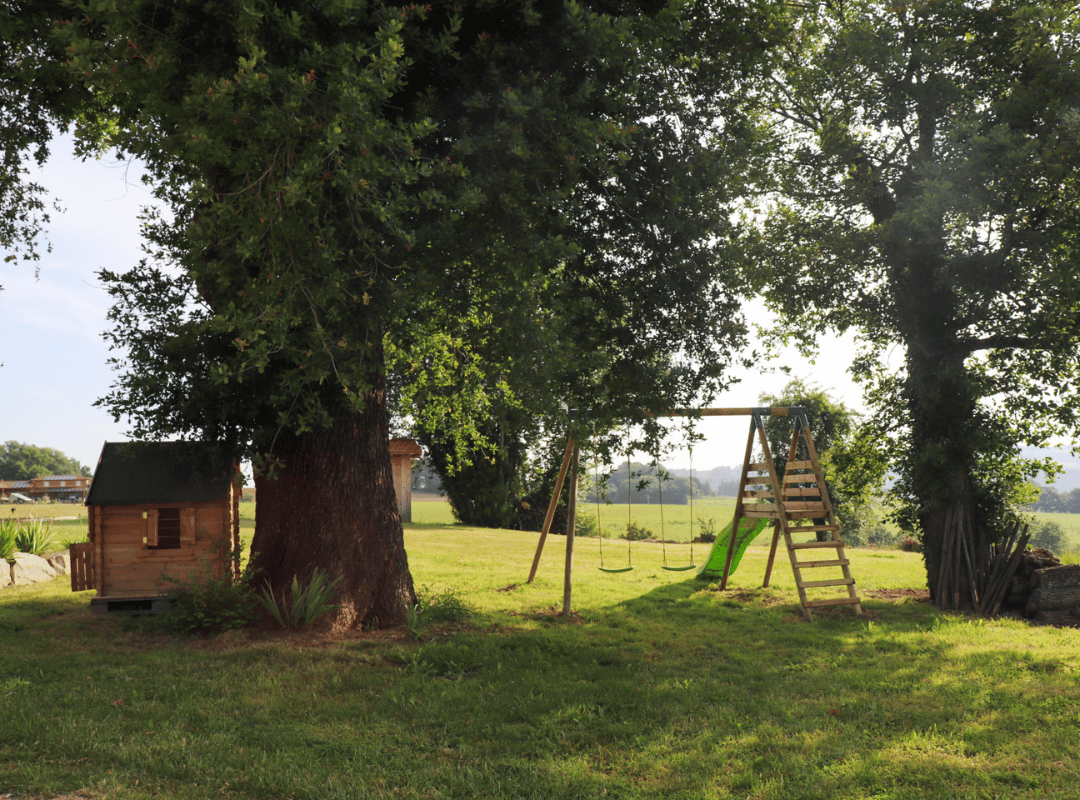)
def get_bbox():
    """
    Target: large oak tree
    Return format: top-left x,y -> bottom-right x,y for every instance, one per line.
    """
41,0 -> 774,628
748,0 -> 1080,608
